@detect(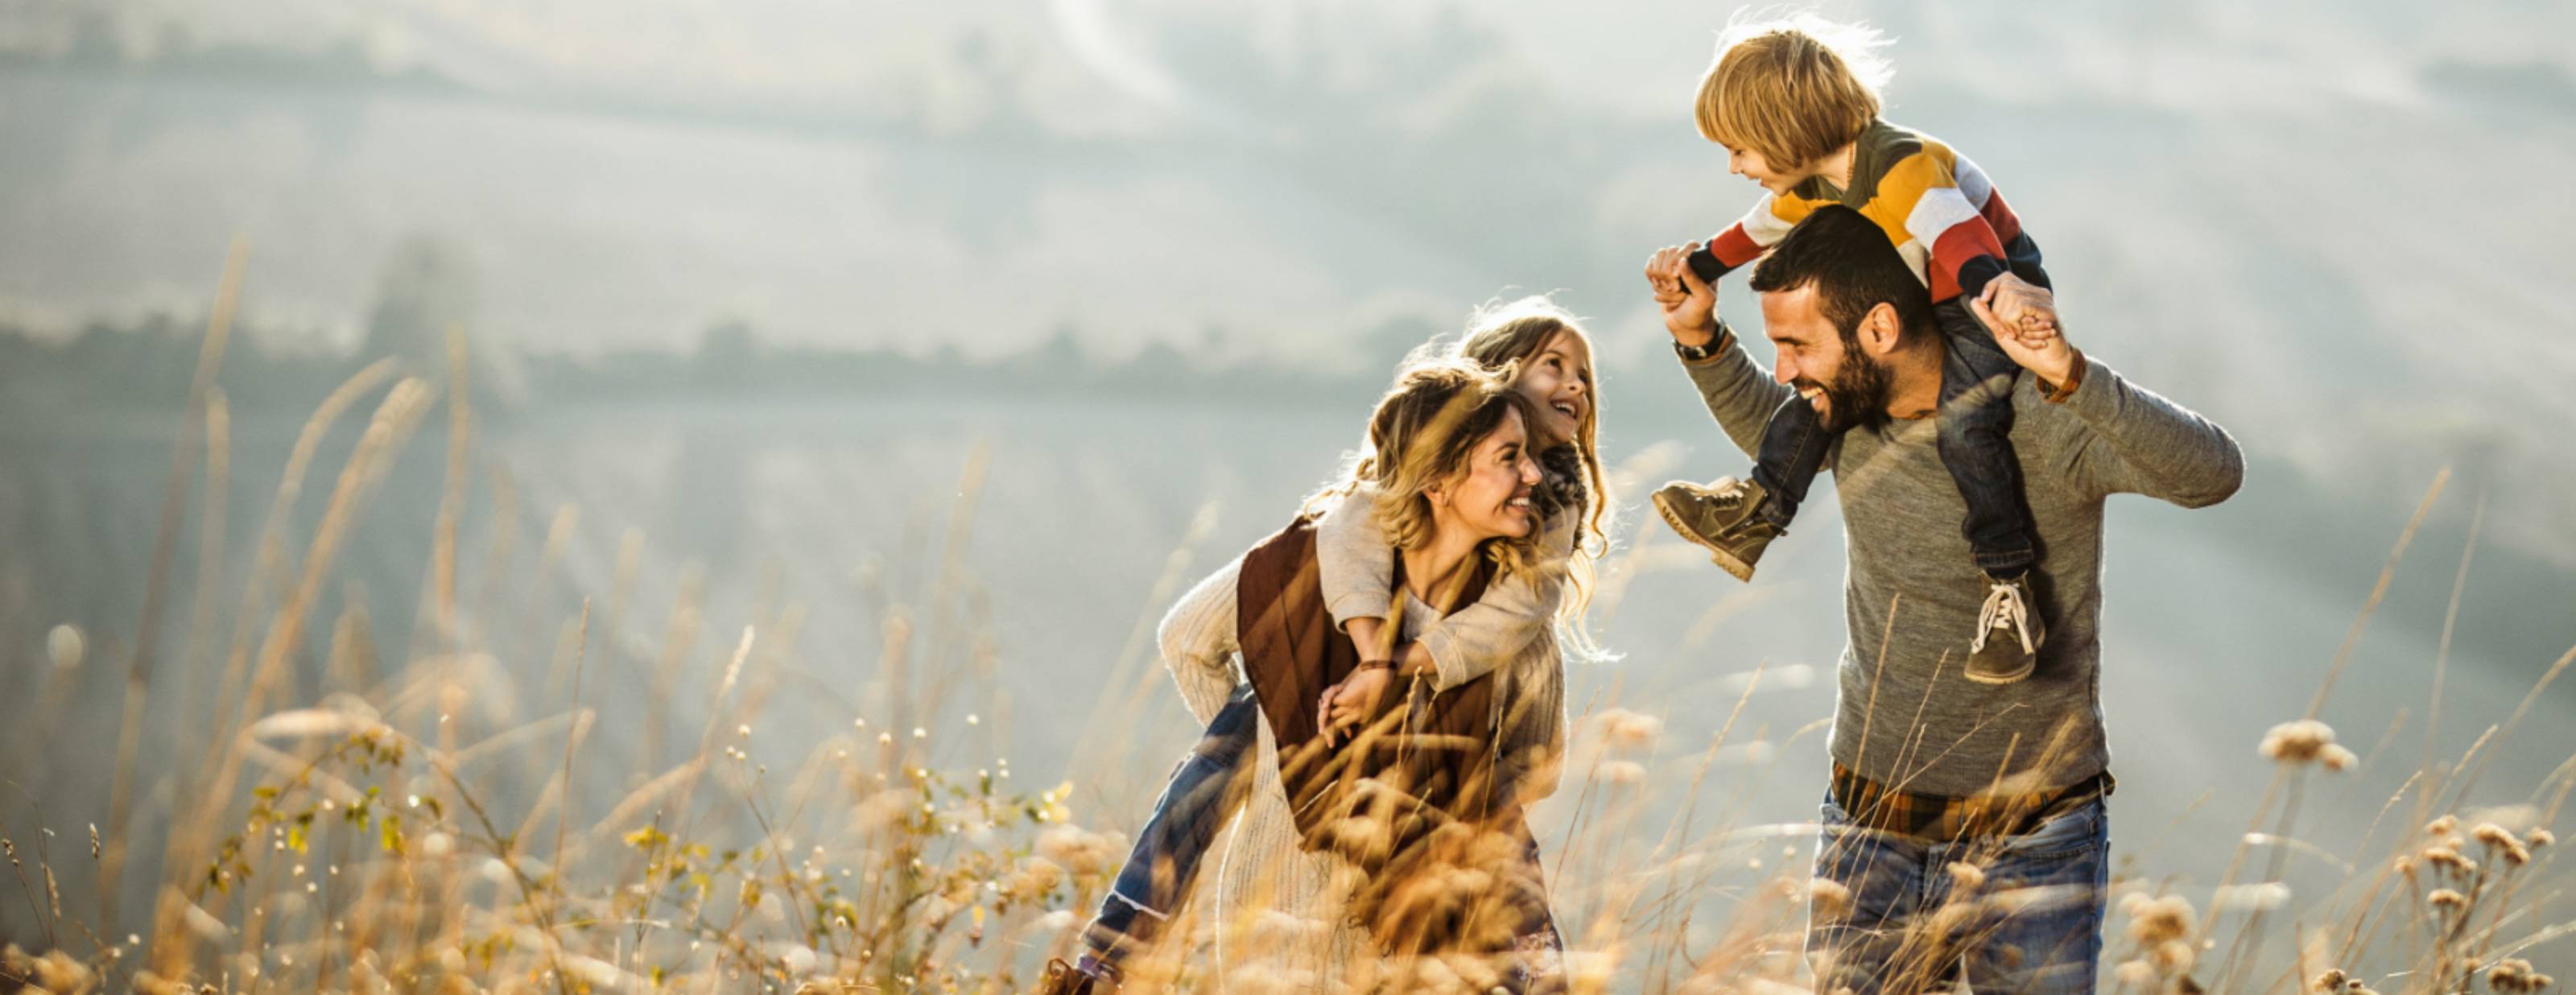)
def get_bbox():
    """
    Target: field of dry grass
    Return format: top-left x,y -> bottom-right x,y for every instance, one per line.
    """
1,256 -> 2568,993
